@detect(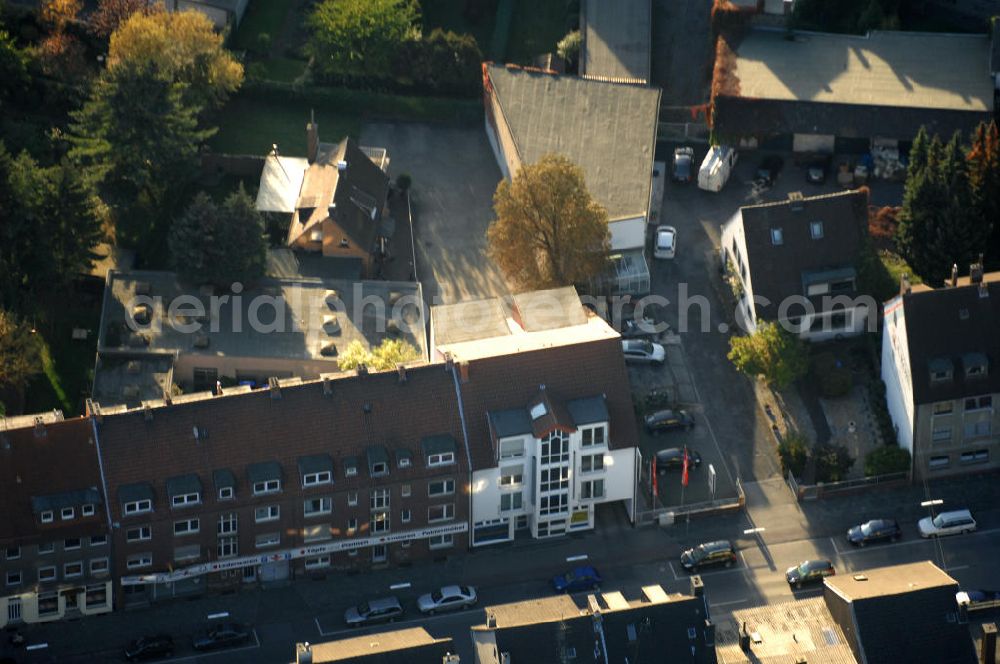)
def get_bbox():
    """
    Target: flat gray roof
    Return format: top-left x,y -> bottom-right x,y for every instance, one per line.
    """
581,0 -> 651,83
732,29 -> 992,112
488,64 -> 661,221
98,271 -> 425,364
